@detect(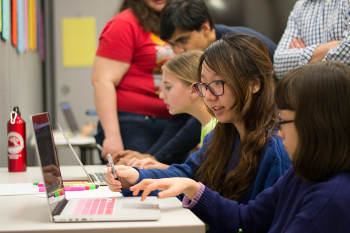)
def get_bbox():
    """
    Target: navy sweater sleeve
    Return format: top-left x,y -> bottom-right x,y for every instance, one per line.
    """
147,114 -> 201,165
135,132 -> 213,183
189,170 -> 286,233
